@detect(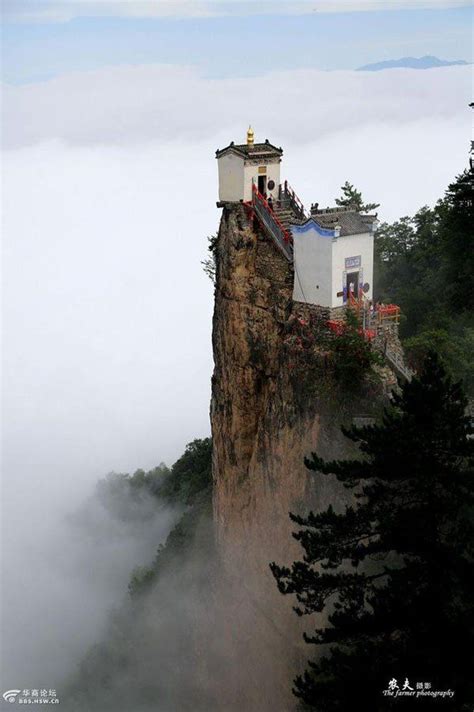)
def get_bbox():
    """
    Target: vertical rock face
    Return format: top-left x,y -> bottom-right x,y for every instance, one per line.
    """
210,206 -> 354,711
